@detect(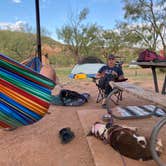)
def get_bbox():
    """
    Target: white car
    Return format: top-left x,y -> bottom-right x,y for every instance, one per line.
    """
129,60 -> 139,68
